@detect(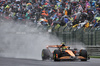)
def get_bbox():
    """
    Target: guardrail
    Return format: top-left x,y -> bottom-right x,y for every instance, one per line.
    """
86,46 -> 100,56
